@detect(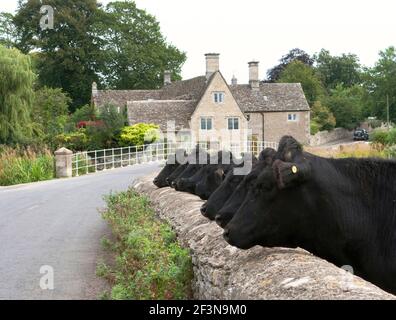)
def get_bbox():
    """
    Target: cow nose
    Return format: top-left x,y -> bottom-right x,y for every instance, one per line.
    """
223,228 -> 230,242
153,178 -> 158,185
200,203 -> 207,216
215,214 -> 224,227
